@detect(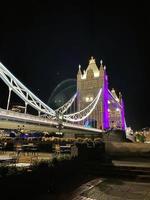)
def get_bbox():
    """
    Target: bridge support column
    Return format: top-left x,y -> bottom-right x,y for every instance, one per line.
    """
7,87 -> 12,110
38,103 -> 41,116
25,102 -> 28,114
